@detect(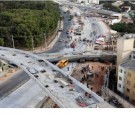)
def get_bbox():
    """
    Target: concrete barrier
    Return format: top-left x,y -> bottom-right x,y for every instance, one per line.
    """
106,88 -> 134,108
